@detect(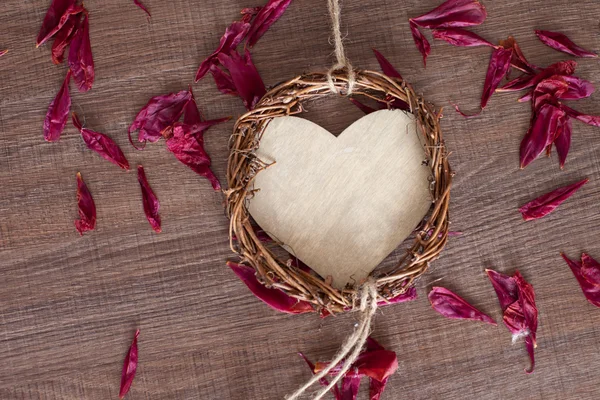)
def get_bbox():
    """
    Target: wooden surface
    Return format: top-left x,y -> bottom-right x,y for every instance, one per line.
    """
249,111 -> 431,288
2,0 -> 600,399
